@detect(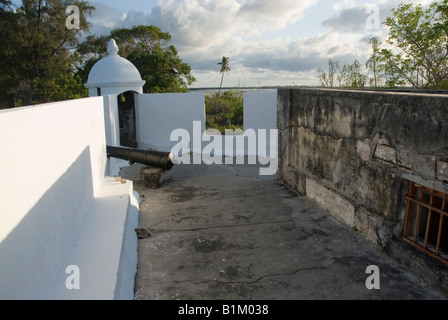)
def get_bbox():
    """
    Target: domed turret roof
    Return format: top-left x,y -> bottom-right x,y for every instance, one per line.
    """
86,39 -> 145,90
